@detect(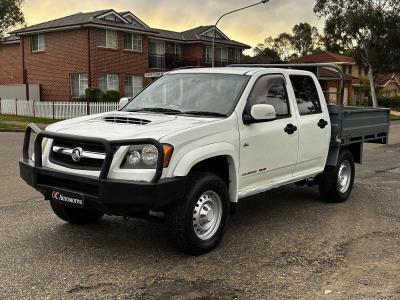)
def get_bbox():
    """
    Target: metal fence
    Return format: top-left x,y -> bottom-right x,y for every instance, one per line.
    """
0,99 -> 119,120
